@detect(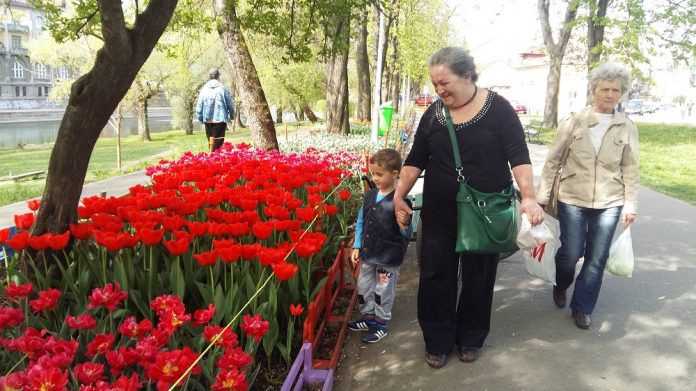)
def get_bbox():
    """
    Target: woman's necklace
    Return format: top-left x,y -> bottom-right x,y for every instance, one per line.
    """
453,86 -> 477,109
